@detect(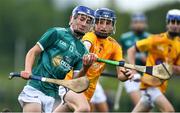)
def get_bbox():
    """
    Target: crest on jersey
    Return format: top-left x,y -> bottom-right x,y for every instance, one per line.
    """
52,55 -> 72,70
52,55 -> 62,67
